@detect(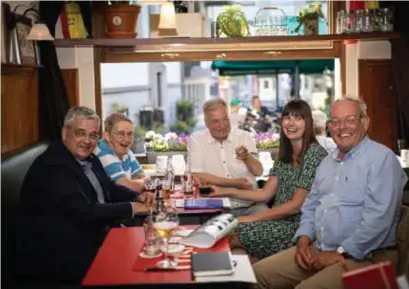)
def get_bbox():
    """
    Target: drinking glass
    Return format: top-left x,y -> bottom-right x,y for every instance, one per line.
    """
162,178 -> 172,200
143,215 -> 161,256
152,208 -> 179,268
